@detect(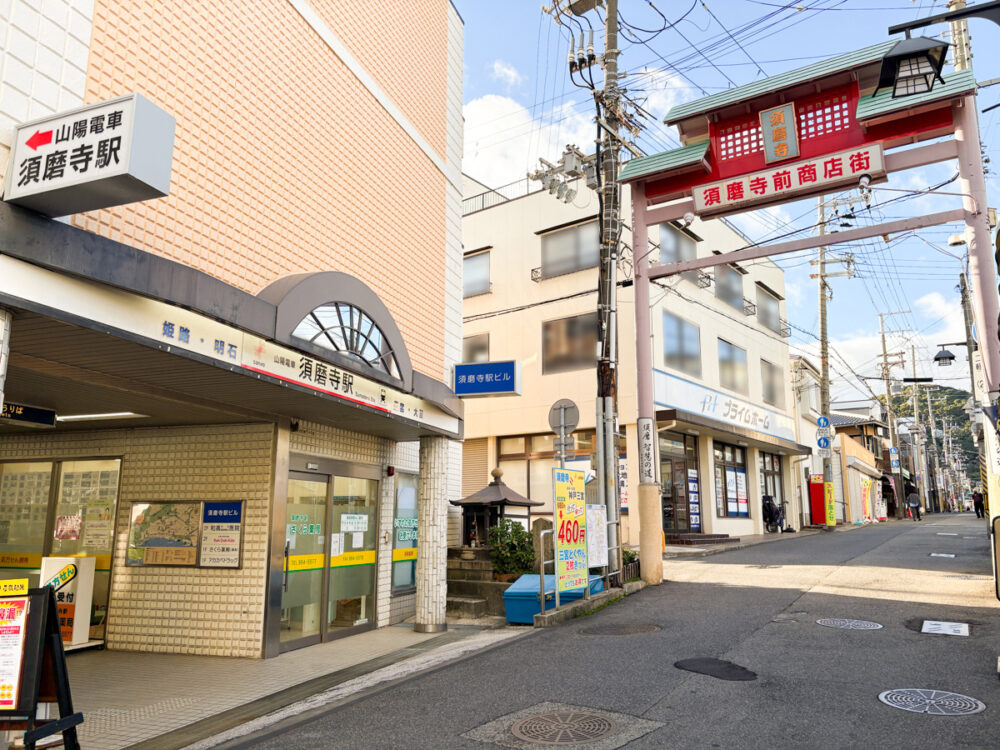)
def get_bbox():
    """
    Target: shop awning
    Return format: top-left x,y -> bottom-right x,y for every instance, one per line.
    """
846,455 -> 881,479
657,408 -> 812,456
